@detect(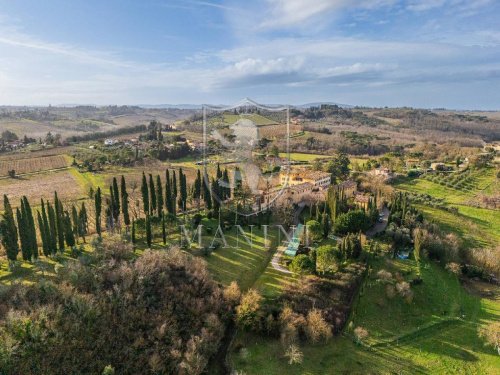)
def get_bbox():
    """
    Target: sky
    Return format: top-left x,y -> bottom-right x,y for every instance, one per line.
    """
0,0 -> 499,109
